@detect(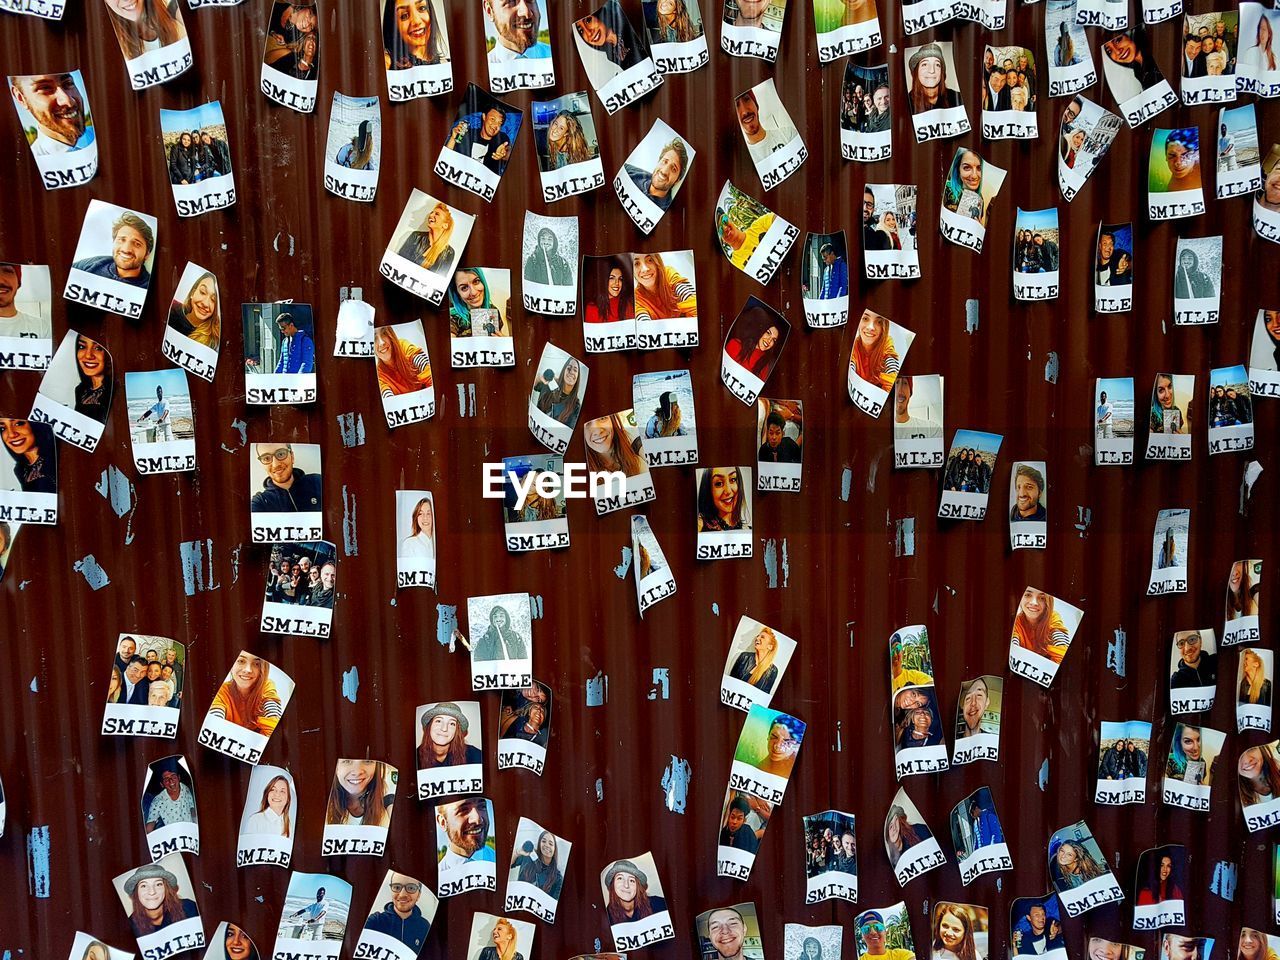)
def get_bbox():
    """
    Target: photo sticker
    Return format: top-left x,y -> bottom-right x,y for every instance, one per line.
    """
1207,364 -> 1254,455
102,634 -> 184,740
643,0 -> 709,73
717,787 -> 771,879
848,309 -> 914,417
381,0 -> 452,101
632,514 -> 676,615
468,592 -> 534,691
0,519 -> 21,584
501,454 -> 569,553
243,302 -> 317,405
600,853 -> 674,950
939,148 -> 1006,252
448,266 -> 515,367
396,490 -> 437,590
199,651 -> 296,765
722,296 -> 791,405
1048,822 -> 1125,915
436,83 -> 522,202
30,331 -> 112,452
893,375 -> 944,469
0,263 -> 51,372
1012,210 -> 1060,301
854,903 -> 916,960
141,755 -> 198,862
505,817 -> 569,922
261,541 -> 337,638
533,92 -> 604,203
720,616 -> 797,712
528,342 -> 587,453
584,410 -> 656,514
465,914 -> 535,960
863,185 -> 920,281
695,903 -> 764,959
1237,4 -> 1280,97
125,368 -> 196,476
1148,507 -> 1190,596
1010,895 -> 1066,959
802,810 -> 857,903
1008,461 -> 1047,549
522,212 -> 578,315
1101,26 -> 1177,126
0,417 -> 57,526
633,250 -> 698,349
1174,234 -> 1223,325
841,63 -> 892,162
105,0 -> 193,90
484,0 -> 554,91
354,869 -> 437,960
1181,11 -> 1238,104
1058,95 -> 1122,202
904,41 -> 970,143
323,92 -> 380,202
1094,376 -> 1135,465
1162,723 -> 1225,811
1148,127 -> 1204,219
581,254 -> 636,352
435,797 -> 497,898
573,1 -> 663,113
1095,720 -> 1152,805
1217,104 -> 1262,200
1133,845 -> 1186,930
249,441 -> 322,544
715,181 -> 799,284
729,704 -> 805,806
8,70 -> 98,189
938,429 -> 1002,520
382,189 -> 476,305
416,700 -> 483,800
950,792 -> 1010,884
160,101 -> 234,216
884,789 -> 945,885
237,765 -> 296,868
64,200 -> 157,318
814,0 -> 880,61
334,296 -> 374,358
721,0 -> 787,60
261,0 -> 320,113
800,231 -> 849,327
1250,308 -> 1280,397
497,681 -> 553,775
1008,586 -> 1084,687
981,44 -> 1039,139
614,118 -> 694,233
787,924 -> 843,958
1094,222 -> 1133,312
375,320 -> 436,427
890,625 -> 948,778
1224,559 -> 1262,646
66,933 -> 133,960
952,675 -> 1002,765
274,872 -> 352,959
696,467 -> 753,560
1239,740 -> 1280,831
163,263 -> 220,381
321,760 -> 397,857
112,853 -> 204,957
633,369 -> 698,467
756,398 -> 803,492
735,79 -> 806,190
